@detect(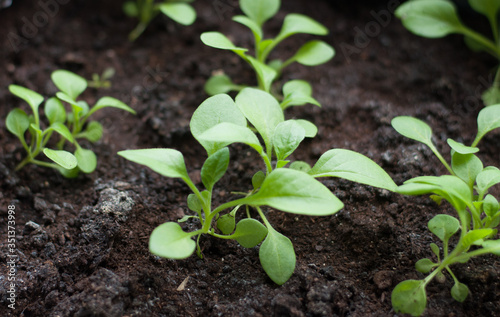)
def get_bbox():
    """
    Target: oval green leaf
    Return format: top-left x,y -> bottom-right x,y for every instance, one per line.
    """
391,280 -> 427,317
88,96 -> 136,117
118,148 -> 189,180
200,32 -> 248,52
273,121 -> 305,161
447,139 -> 478,154
391,116 -> 433,146
43,148 -> 78,169
259,227 -> 295,285
75,147 -> 97,174
204,74 -> 237,95
158,3 -> 196,25
451,282 -> 469,303
201,147 -> 230,191
277,13 -> 328,41
293,40 -> 335,66
51,70 -> 87,100
240,0 -> 280,26
428,214 -> 459,242
197,122 -> 263,154
6,108 -> 30,139
44,97 -> 66,124
476,104 -> 500,144
232,218 -> 268,248
9,85 -> 44,114
149,222 -> 196,259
